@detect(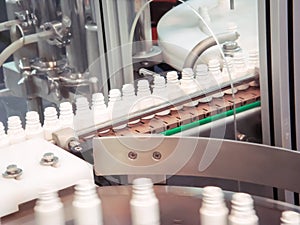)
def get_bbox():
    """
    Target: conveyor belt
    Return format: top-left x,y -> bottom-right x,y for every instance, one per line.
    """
95,86 -> 260,137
